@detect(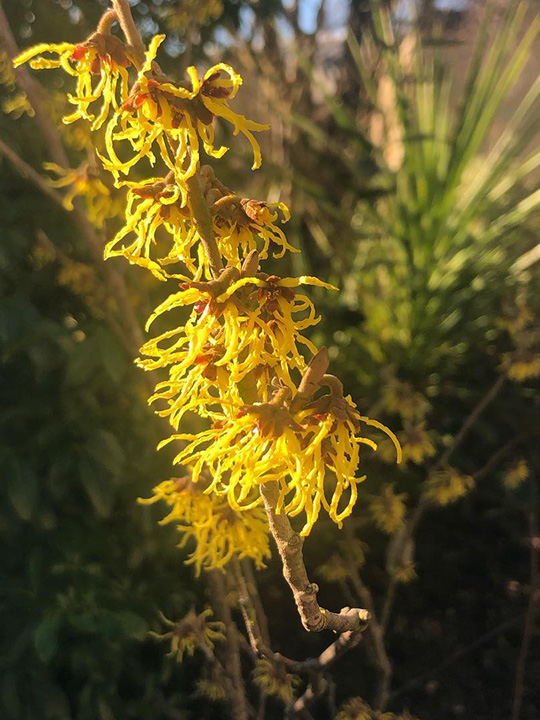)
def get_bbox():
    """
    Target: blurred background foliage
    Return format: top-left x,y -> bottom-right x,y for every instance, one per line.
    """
1,0 -> 540,718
